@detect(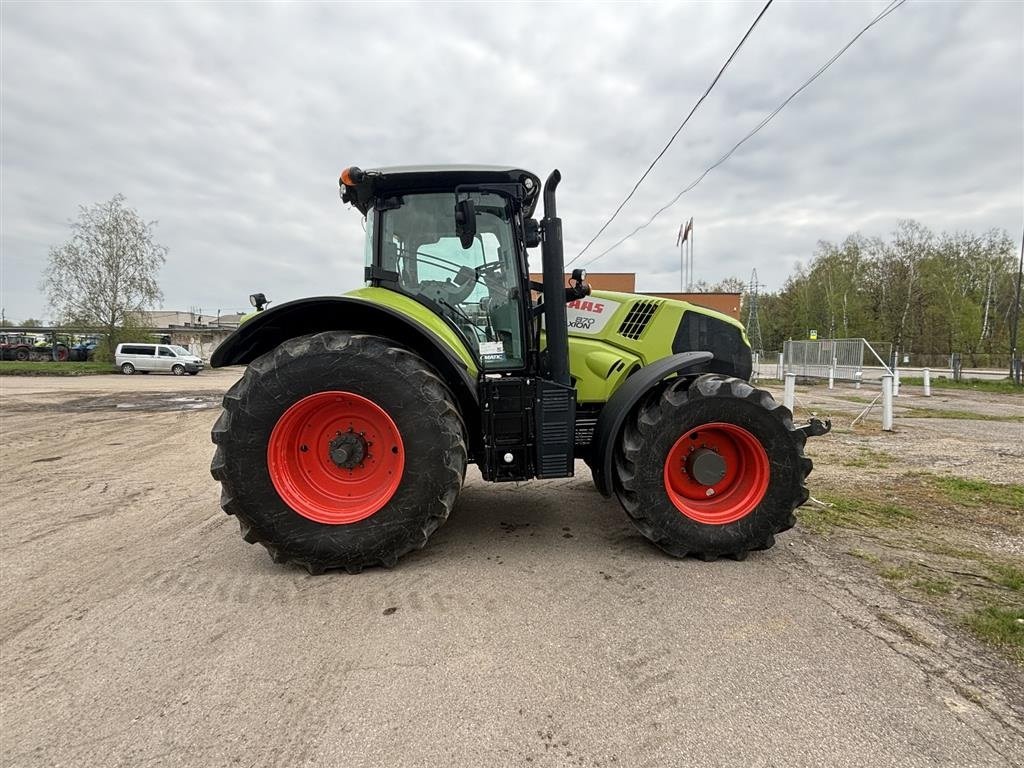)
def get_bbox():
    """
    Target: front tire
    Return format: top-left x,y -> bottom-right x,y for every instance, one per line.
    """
171,364 -> 185,376
613,374 -> 811,560
210,331 -> 467,574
